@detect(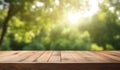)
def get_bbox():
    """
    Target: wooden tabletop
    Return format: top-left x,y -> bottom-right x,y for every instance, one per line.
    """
0,51 -> 120,63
